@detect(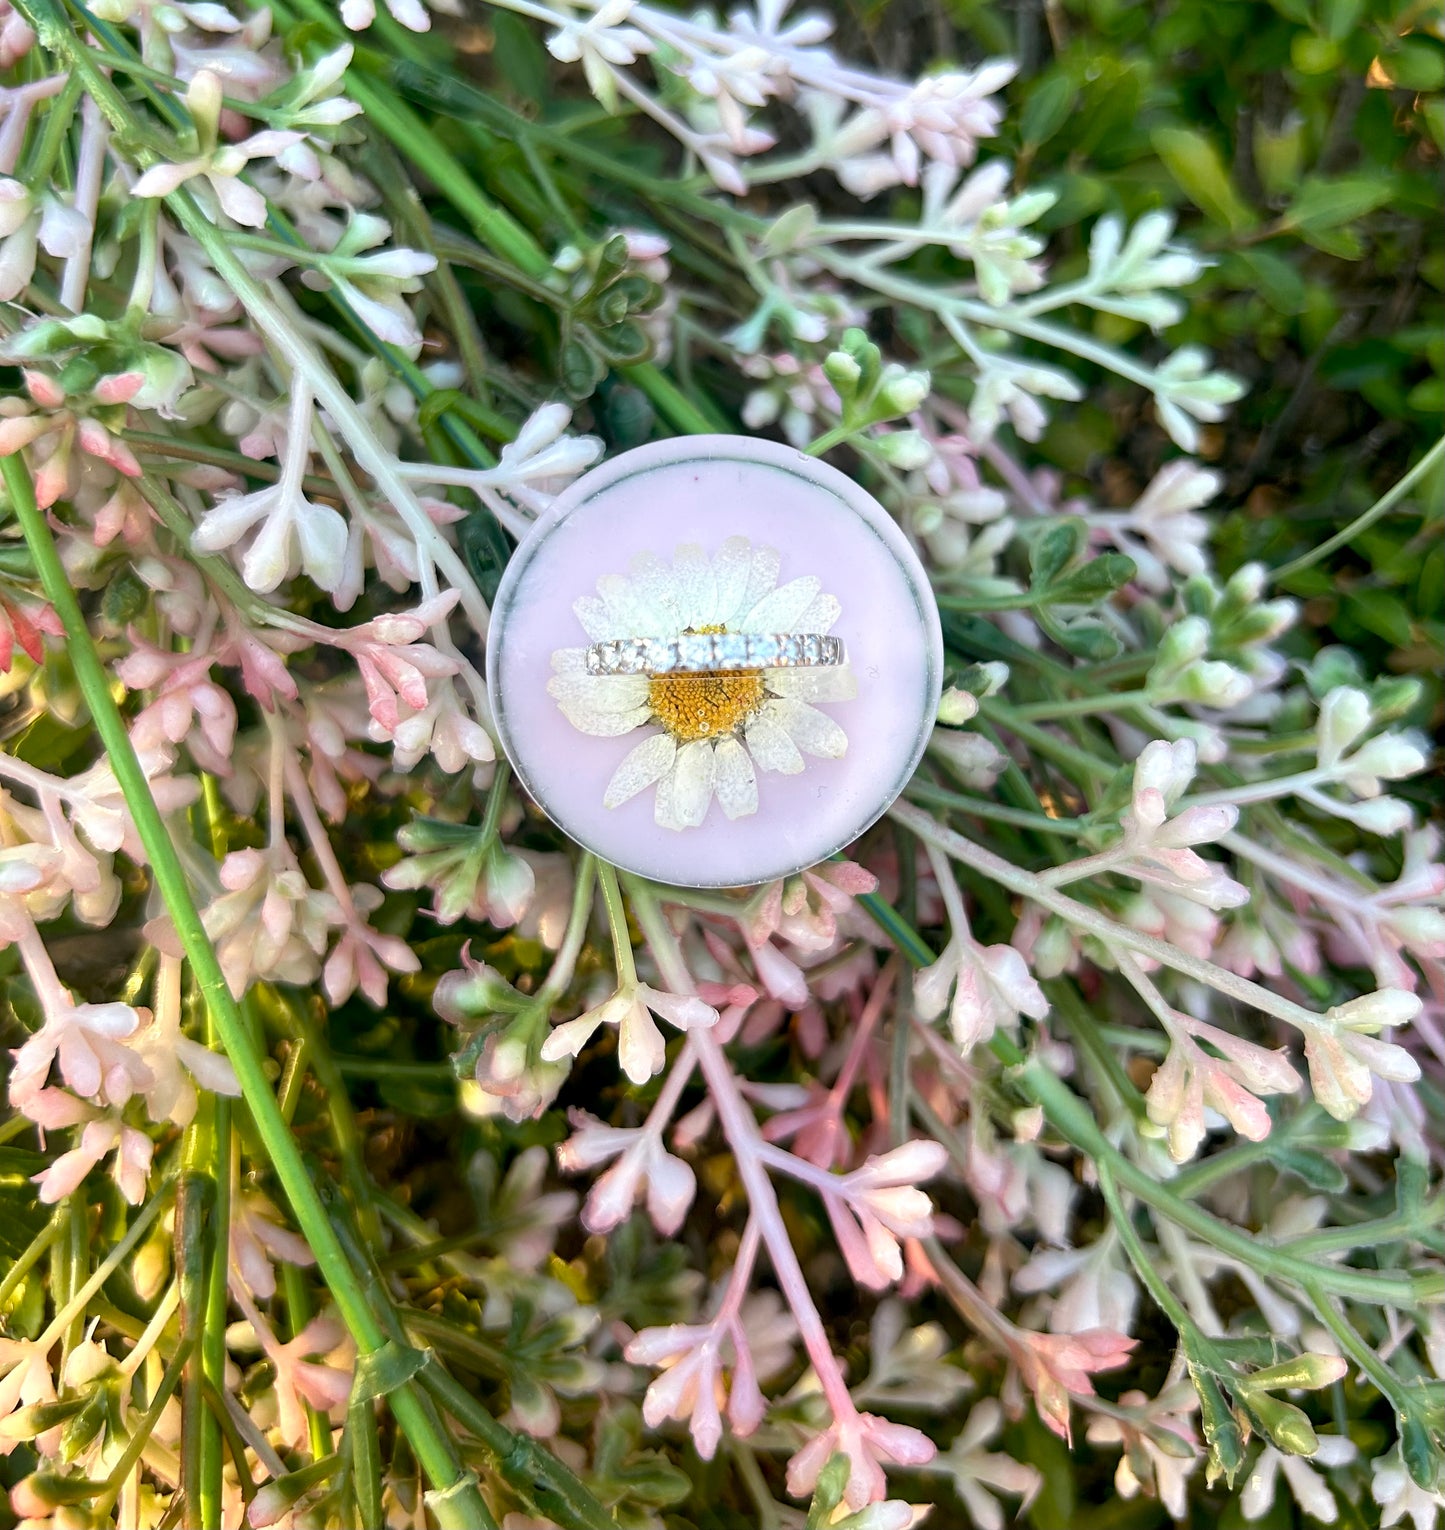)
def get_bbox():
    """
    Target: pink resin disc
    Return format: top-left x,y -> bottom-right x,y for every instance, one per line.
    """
486,435 -> 943,887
